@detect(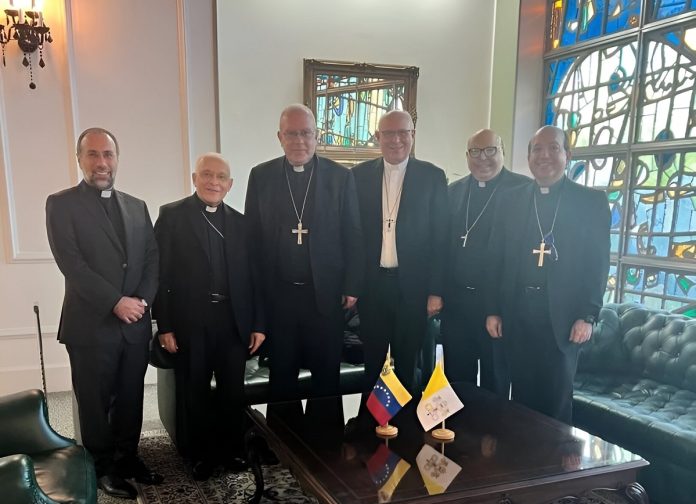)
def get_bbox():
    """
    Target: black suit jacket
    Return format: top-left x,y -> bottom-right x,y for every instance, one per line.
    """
352,157 -> 448,307
153,195 -> 264,345
46,180 -> 159,346
244,155 -> 364,316
486,178 -> 610,353
445,168 -> 530,300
